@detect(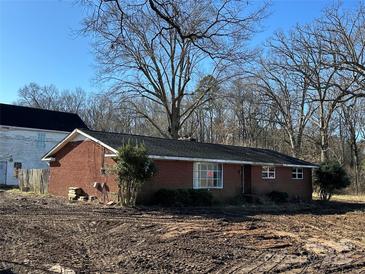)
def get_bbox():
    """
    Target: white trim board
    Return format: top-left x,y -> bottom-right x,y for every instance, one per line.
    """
148,155 -> 318,168
0,125 -> 70,134
41,129 -> 117,161
106,154 -> 317,168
